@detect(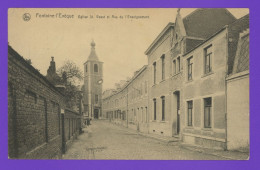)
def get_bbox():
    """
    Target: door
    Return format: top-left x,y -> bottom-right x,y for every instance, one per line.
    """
176,92 -> 180,135
94,109 -> 99,119
173,91 -> 180,136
